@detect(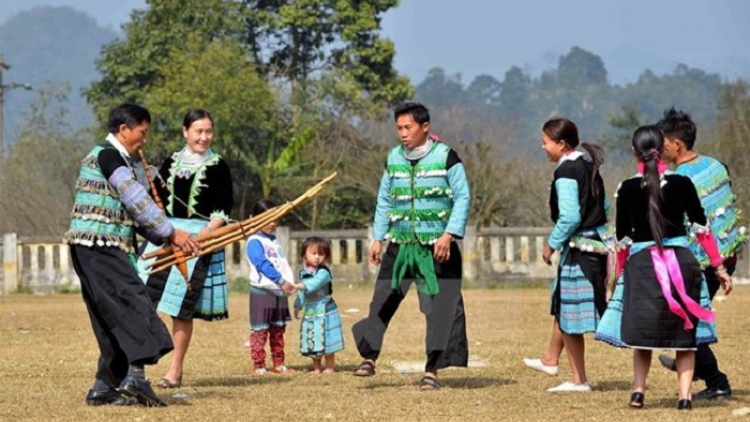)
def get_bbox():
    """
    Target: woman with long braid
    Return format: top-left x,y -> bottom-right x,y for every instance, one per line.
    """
595,125 -> 732,411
